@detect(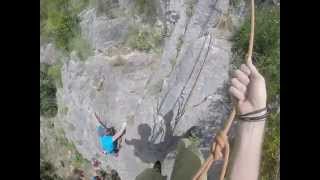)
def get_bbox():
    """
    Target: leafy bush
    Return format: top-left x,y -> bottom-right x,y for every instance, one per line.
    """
261,112 -> 280,180
59,135 -> 90,167
48,64 -> 62,88
74,149 -> 90,167
232,6 -> 280,180
41,0 -> 76,50
68,35 -> 93,60
232,6 -> 280,102
40,0 -> 91,54
40,64 -> 58,117
134,0 -> 157,23
126,25 -> 163,52
127,29 -> 151,51
40,159 -> 63,180
46,14 -> 79,51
